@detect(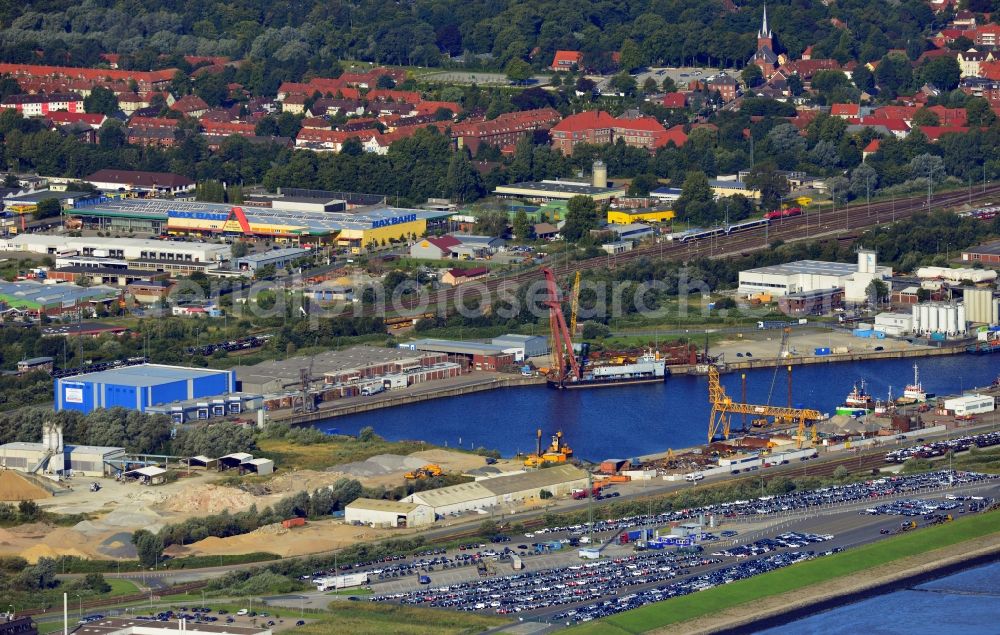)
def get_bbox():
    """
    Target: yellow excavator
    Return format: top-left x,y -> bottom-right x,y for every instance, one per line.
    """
524,430 -> 573,468
404,464 -> 443,479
